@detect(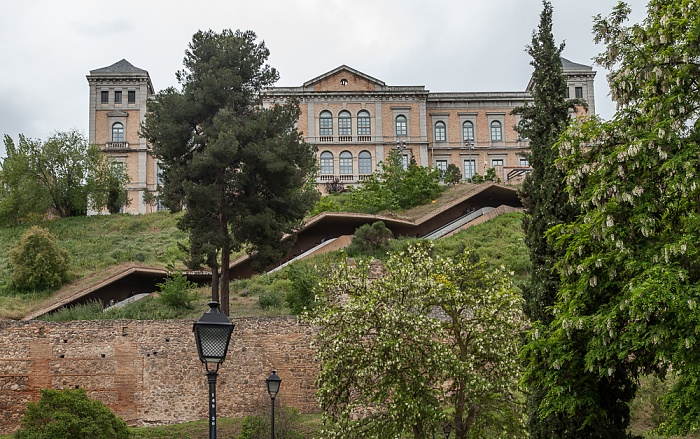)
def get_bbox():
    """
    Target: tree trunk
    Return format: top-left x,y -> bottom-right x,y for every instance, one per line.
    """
210,265 -> 219,303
